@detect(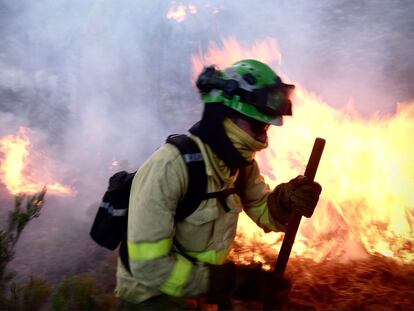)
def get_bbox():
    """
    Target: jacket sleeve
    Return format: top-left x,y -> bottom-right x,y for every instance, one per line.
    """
237,160 -> 287,232
126,144 -> 209,297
